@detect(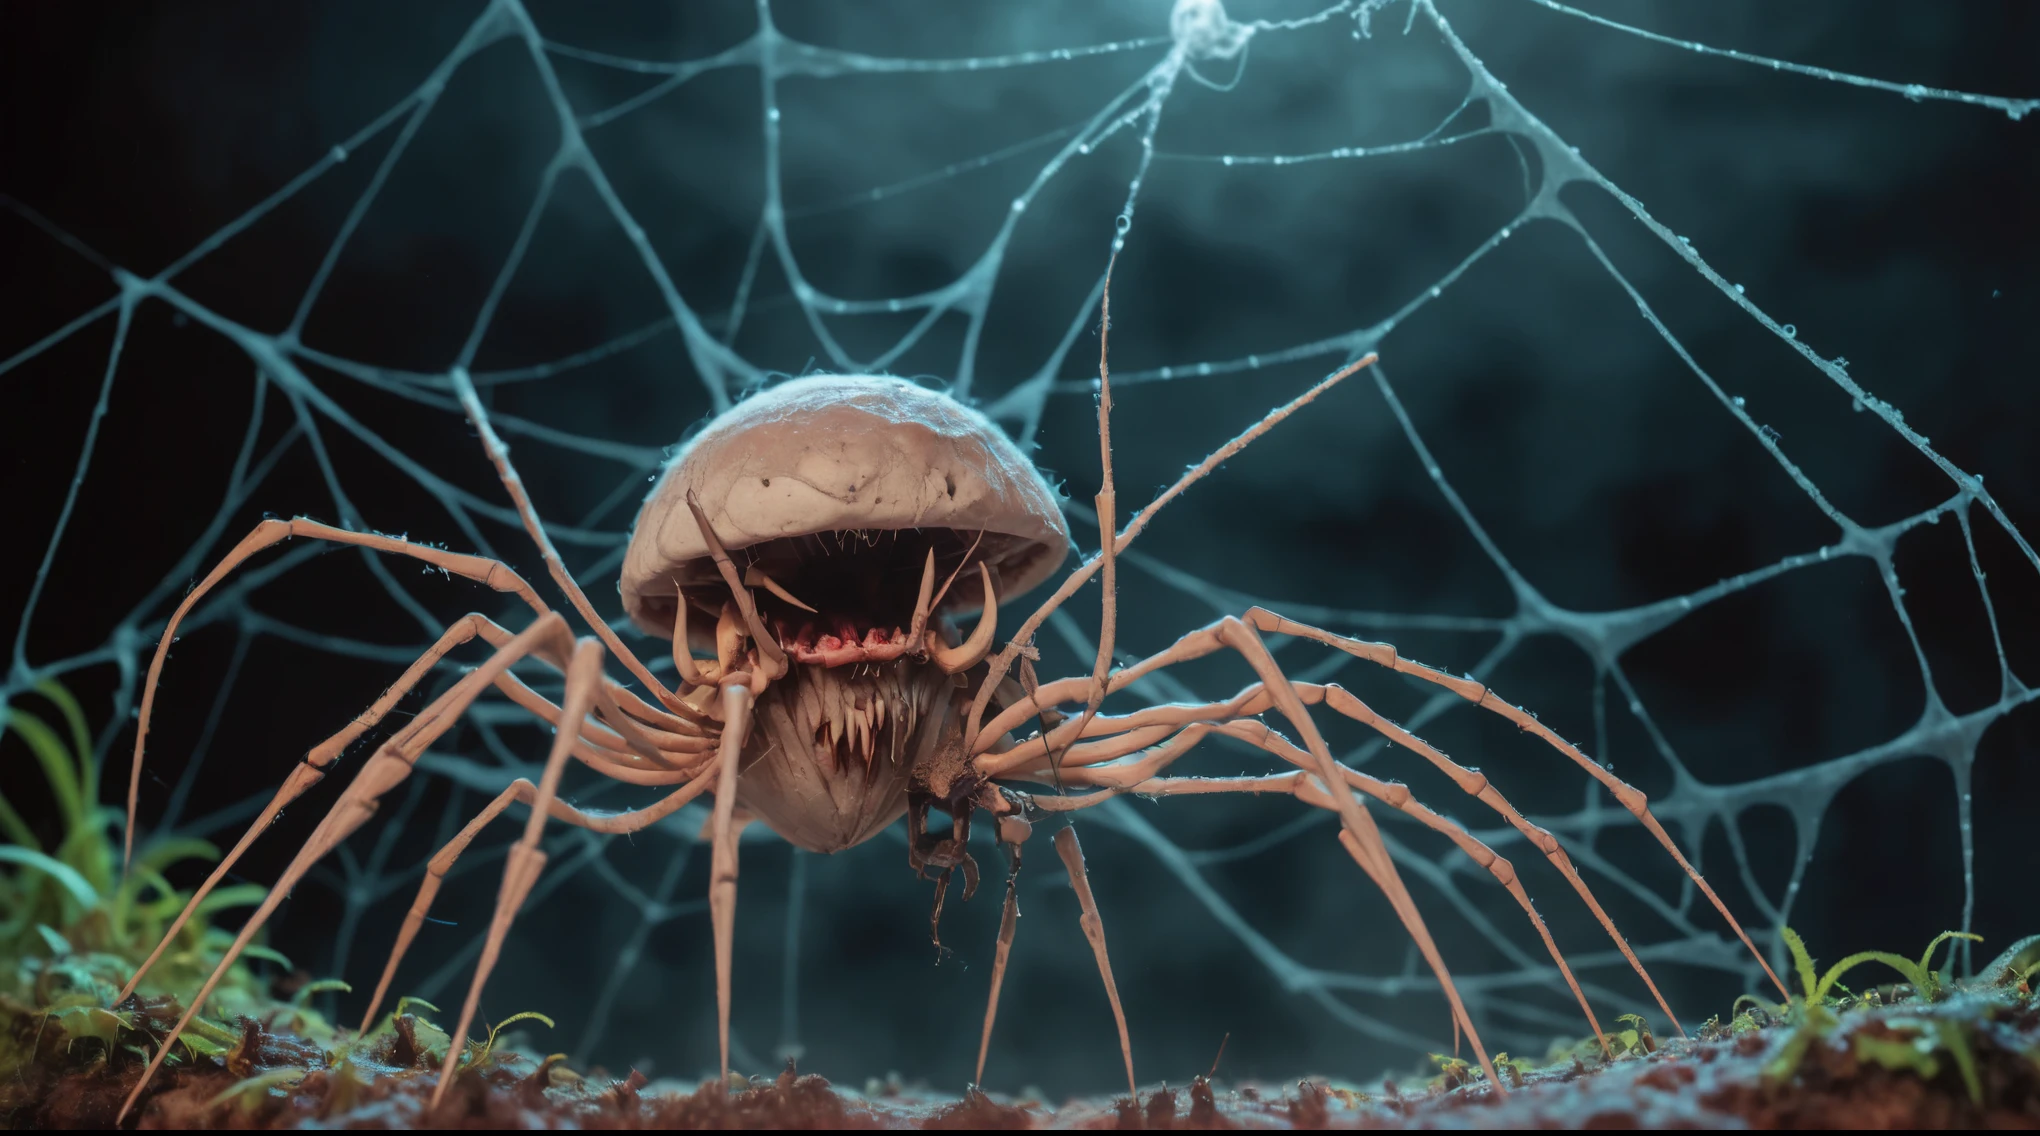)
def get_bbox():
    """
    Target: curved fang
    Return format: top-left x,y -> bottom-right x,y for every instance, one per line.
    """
906,548 -> 937,643
672,585 -> 711,686
743,566 -> 818,613
684,489 -> 786,677
715,602 -> 750,677
931,564 -> 997,674
930,530 -> 986,612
